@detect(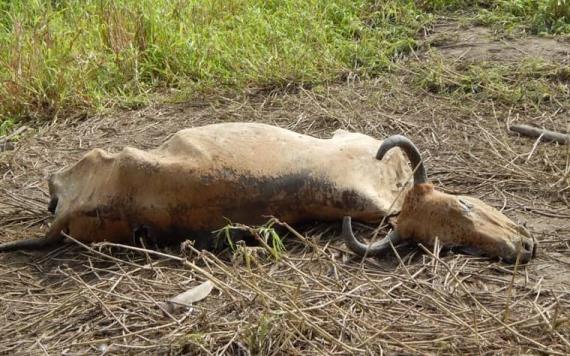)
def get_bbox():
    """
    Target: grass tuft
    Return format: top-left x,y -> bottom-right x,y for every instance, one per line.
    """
478,0 -> 570,34
0,117 -> 15,136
